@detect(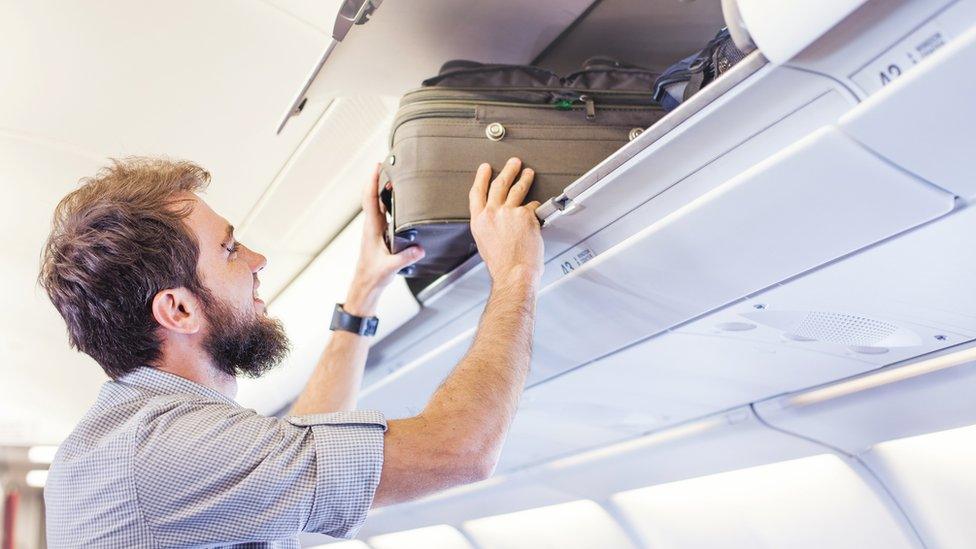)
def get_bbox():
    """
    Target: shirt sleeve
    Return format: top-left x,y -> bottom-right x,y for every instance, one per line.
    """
132,399 -> 386,547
